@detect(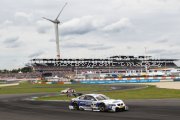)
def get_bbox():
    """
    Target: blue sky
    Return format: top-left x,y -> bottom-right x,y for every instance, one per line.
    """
0,0 -> 180,69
